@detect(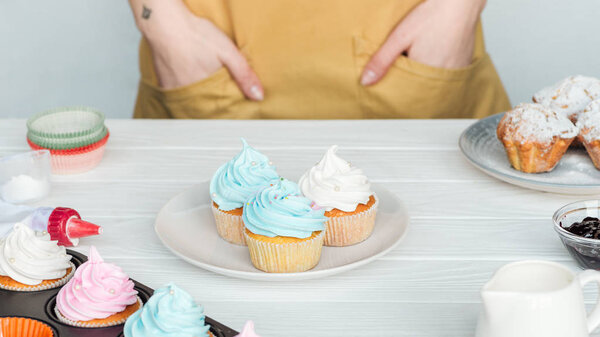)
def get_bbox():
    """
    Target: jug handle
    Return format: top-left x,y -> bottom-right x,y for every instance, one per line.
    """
579,270 -> 600,333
